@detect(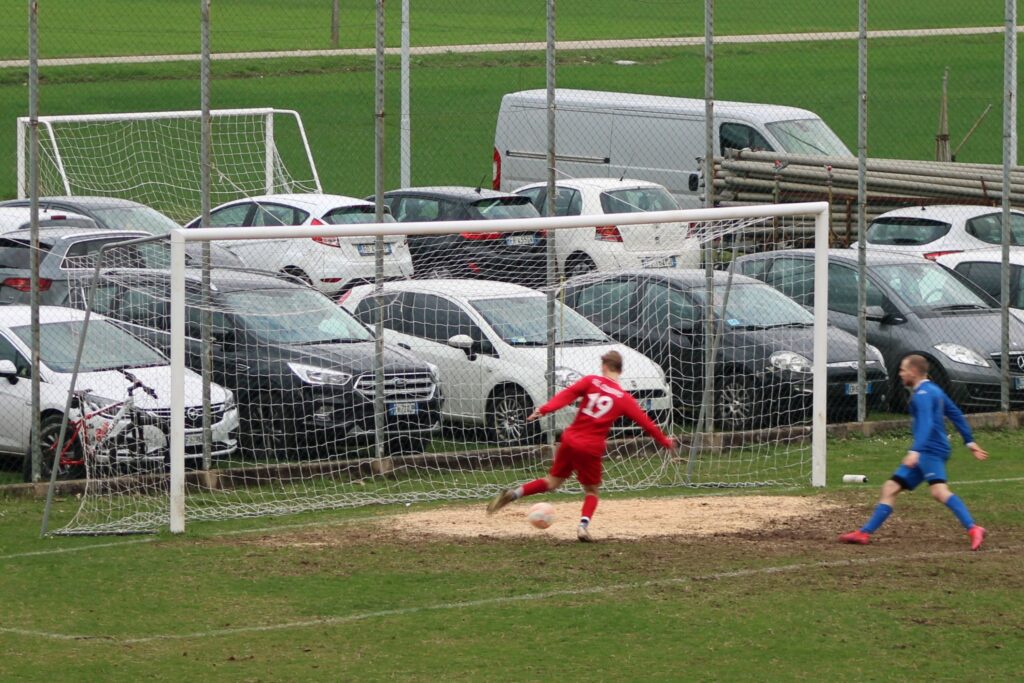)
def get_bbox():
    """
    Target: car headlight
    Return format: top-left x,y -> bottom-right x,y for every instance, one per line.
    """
933,343 -> 990,367
769,351 -> 813,374
287,362 -> 353,385
554,366 -> 583,388
426,362 -> 441,383
866,344 -> 885,365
